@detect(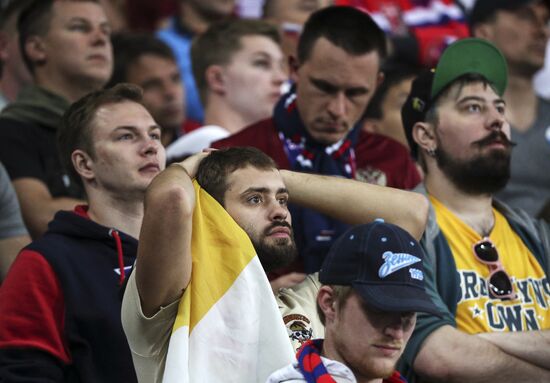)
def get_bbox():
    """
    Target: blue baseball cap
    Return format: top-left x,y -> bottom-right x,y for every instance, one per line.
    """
319,220 -> 441,316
